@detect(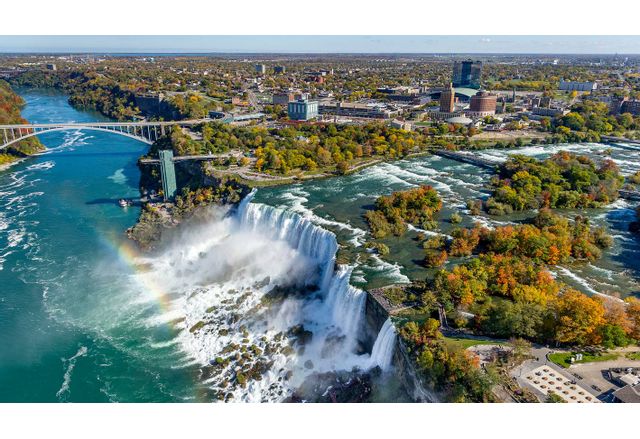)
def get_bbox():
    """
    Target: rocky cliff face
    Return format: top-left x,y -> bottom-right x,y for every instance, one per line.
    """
393,338 -> 438,402
362,289 -> 392,352
362,288 -> 436,402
